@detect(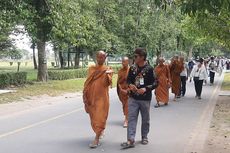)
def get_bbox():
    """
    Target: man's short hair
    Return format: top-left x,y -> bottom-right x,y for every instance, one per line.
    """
135,48 -> 147,60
